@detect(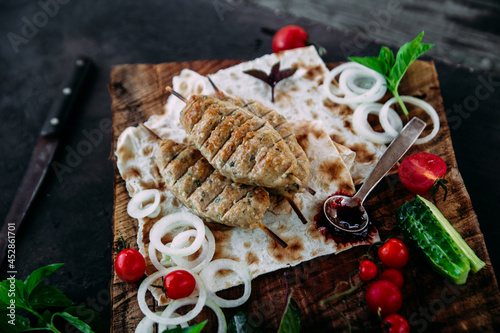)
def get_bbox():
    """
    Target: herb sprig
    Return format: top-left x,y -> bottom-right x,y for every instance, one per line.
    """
0,264 -> 106,333
349,31 -> 434,117
244,61 -> 297,103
